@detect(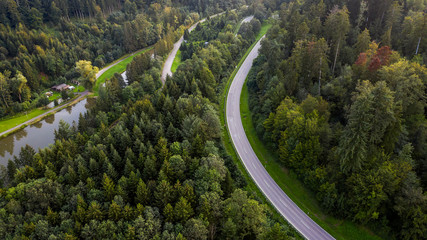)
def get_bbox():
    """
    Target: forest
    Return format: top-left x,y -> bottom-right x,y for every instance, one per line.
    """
0,0 -> 296,239
0,0 -> 250,118
1,0 -> 426,239
247,0 -> 427,239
